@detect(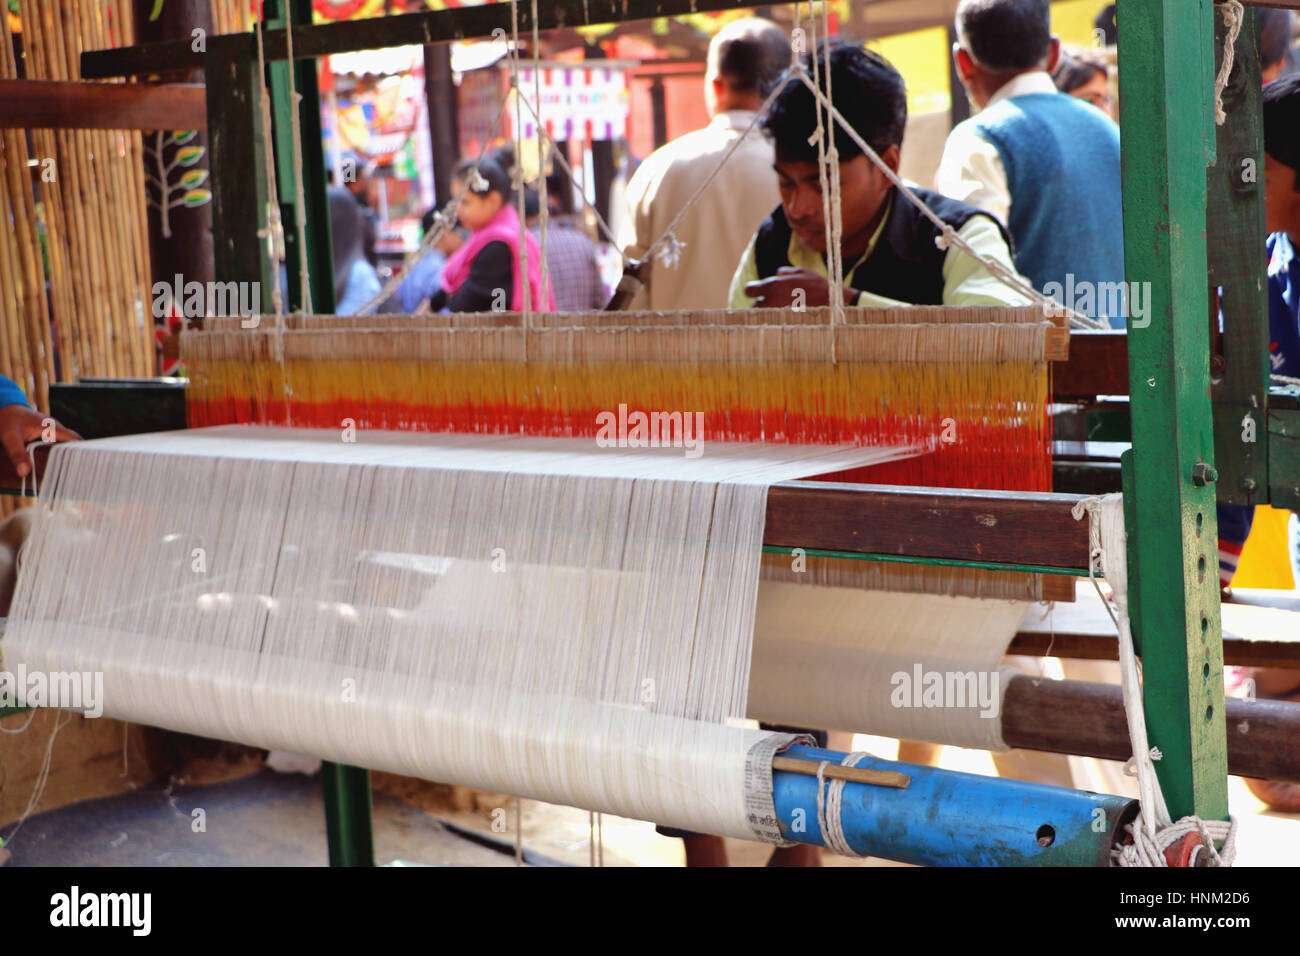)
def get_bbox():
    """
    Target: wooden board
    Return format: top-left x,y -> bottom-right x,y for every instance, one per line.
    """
0,80 -> 205,131
765,482 -> 1090,570
1052,331 -> 1129,398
